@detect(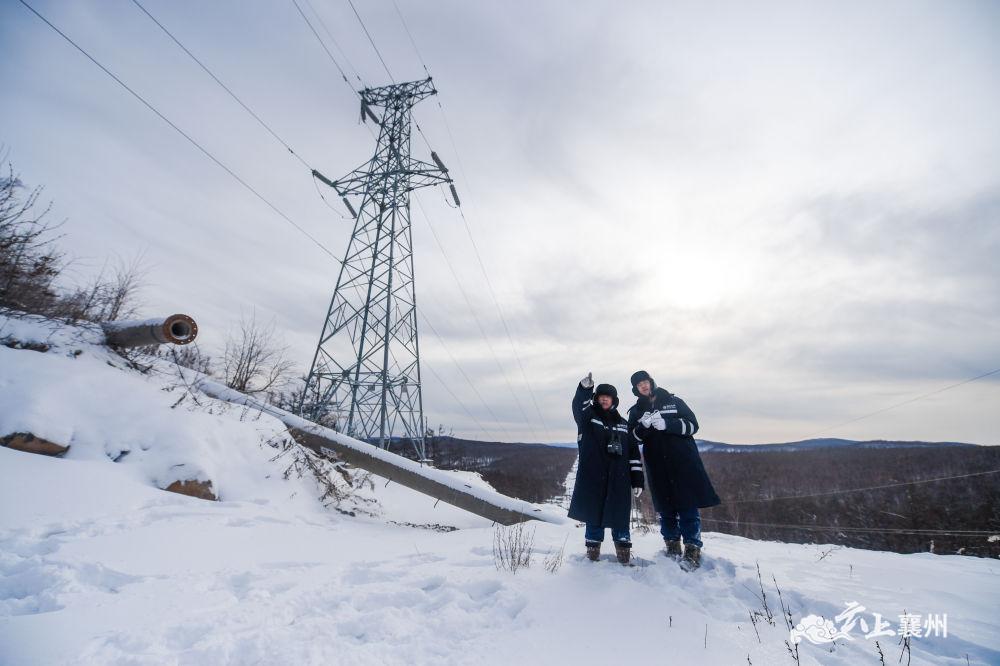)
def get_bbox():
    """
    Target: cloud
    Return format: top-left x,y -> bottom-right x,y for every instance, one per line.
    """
2,0 -> 998,444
